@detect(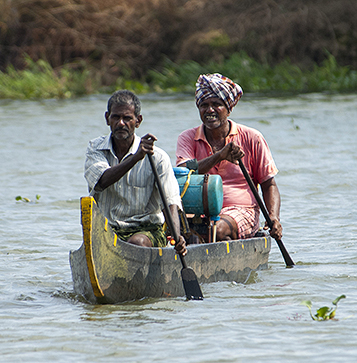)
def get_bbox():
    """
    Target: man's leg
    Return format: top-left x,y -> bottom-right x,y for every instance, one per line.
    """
127,234 -> 153,247
216,215 -> 238,241
215,206 -> 260,241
